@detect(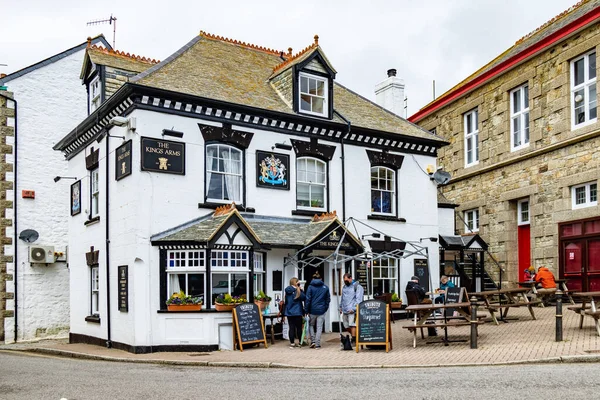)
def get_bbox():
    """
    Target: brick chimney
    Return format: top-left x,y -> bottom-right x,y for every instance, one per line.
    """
375,69 -> 405,117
